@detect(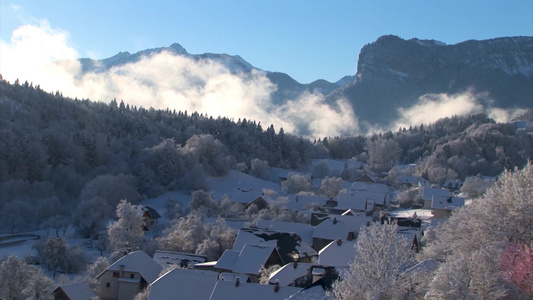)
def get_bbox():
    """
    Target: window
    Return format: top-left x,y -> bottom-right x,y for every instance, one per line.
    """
113,271 -> 120,278
106,282 -> 110,288
130,274 -> 135,279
